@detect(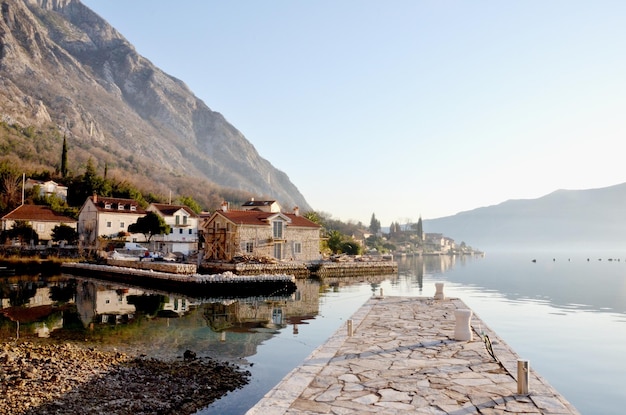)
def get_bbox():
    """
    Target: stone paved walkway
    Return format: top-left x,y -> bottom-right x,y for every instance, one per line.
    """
246,296 -> 580,415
